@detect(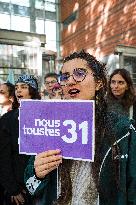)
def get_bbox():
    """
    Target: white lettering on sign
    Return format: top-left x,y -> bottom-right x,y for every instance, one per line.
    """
35,119 -> 60,127
23,119 -> 89,143
61,120 -> 88,144
79,121 -> 88,144
23,119 -> 61,137
23,125 -> 60,136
